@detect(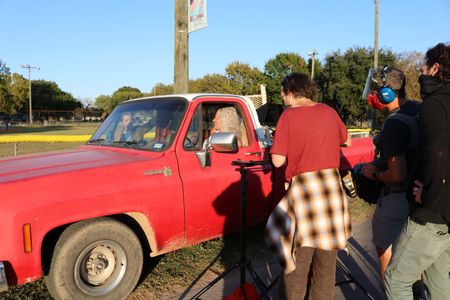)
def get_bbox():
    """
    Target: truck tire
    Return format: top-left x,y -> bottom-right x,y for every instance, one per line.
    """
45,217 -> 143,300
